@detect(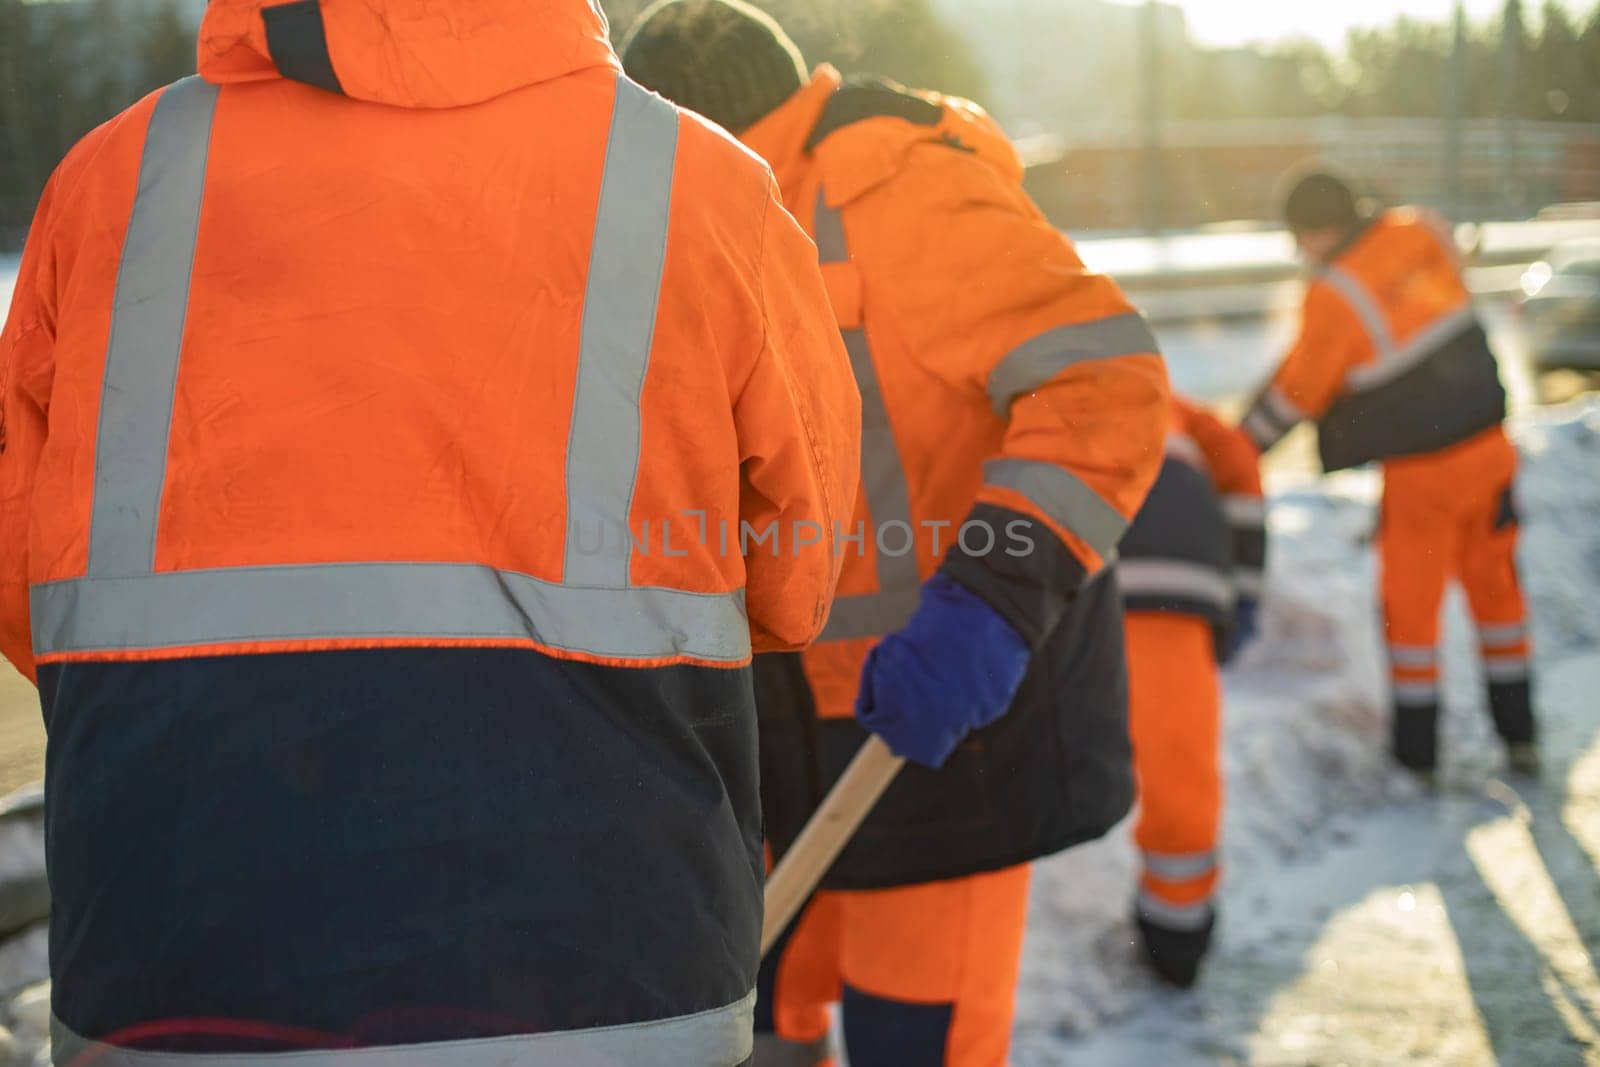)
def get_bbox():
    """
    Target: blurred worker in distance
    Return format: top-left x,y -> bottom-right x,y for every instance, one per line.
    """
1119,395 -> 1266,988
623,3 -> 1170,1063
1240,166 -> 1536,779
0,0 -> 860,1061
